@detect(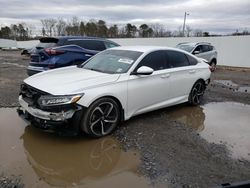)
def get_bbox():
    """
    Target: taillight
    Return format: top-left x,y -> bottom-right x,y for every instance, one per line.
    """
44,48 -> 65,55
209,66 -> 213,72
48,64 -> 55,69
